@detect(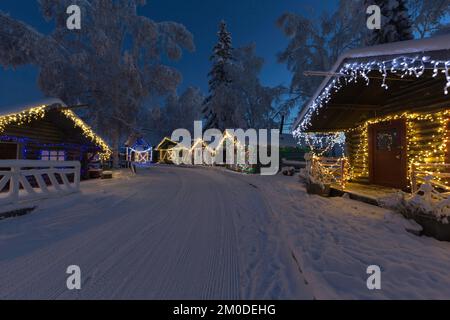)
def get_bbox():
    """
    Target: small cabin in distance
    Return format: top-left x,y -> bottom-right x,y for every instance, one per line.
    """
155,137 -> 178,164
